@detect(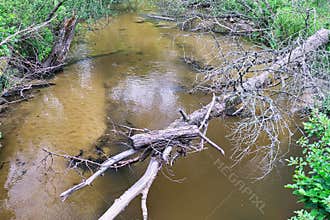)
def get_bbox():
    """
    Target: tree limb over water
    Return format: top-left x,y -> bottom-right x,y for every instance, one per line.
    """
51,28 -> 329,219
